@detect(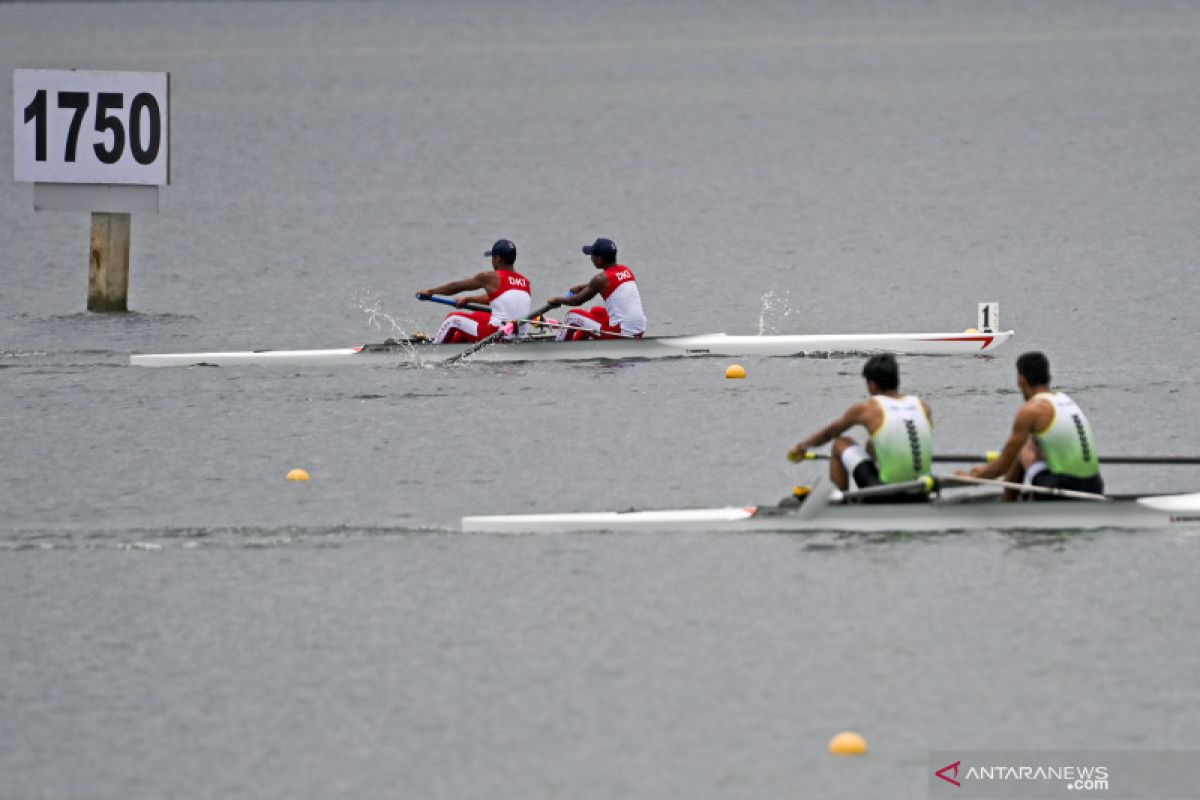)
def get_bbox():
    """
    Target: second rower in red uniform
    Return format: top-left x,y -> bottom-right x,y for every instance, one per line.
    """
546,237 -> 647,339
420,239 -> 532,344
